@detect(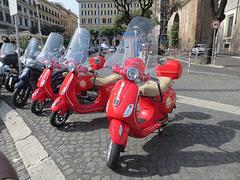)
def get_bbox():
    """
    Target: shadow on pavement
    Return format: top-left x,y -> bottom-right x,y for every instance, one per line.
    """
175,111 -> 212,121
116,121 -> 238,177
57,117 -> 108,132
